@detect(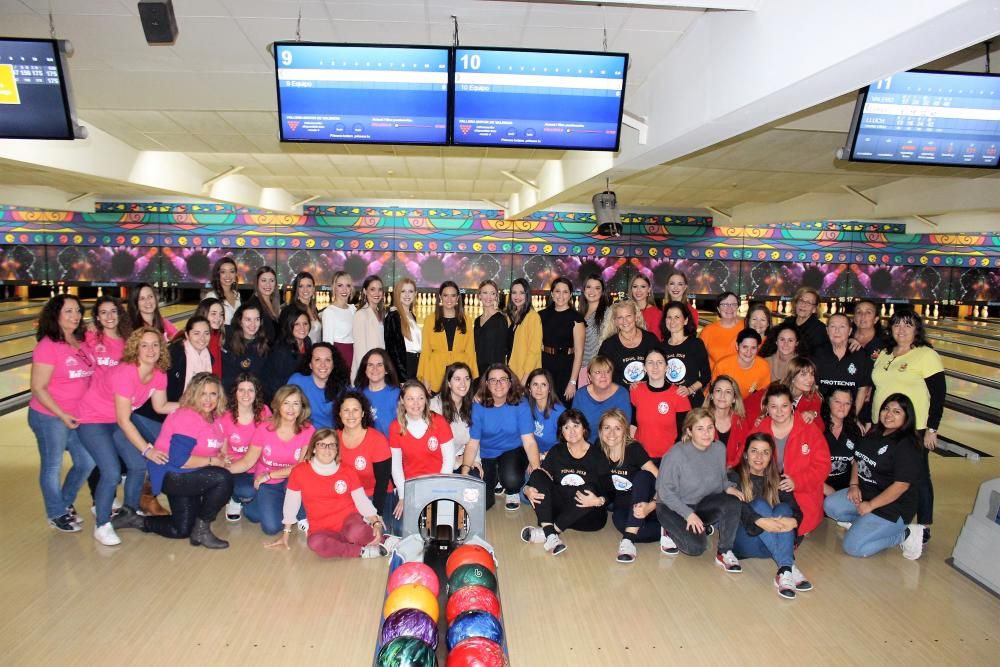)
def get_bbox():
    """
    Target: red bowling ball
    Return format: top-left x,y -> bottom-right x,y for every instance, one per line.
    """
446,544 -> 496,578
446,637 -> 508,667
446,585 -> 501,625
